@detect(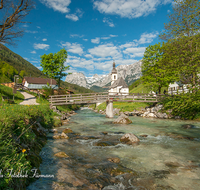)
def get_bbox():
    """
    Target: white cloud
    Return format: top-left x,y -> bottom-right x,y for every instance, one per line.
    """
31,61 -> 39,63
138,32 -> 158,44
37,66 -> 42,69
94,0 -> 172,18
110,34 -> 118,38
33,43 -> 50,50
123,47 -> 146,57
101,37 -> 110,40
70,34 -> 84,38
91,37 -> 100,44
61,42 -> 84,55
40,0 -> 71,13
65,14 -> 79,21
83,38 -> 88,41
84,54 -> 93,58
23,57 -> 29,61
101,34 -> 118,40
25,30 -> 38,34
120,42 -> 138,49
42,38 -> 47,41
66,56 -> 94,70
65,9 -> 83,21
31,50 -> 36,54
103,17 -> 115,27
88,43 -> 121,58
